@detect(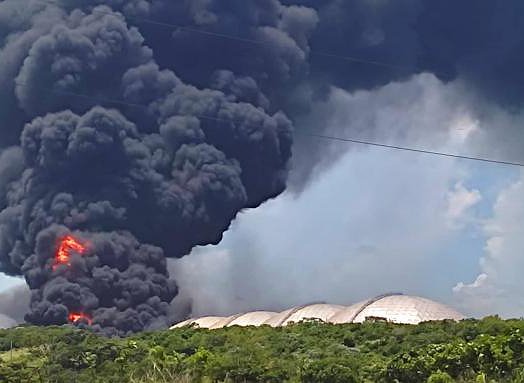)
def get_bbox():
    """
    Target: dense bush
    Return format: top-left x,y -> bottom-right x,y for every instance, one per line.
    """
1,317 -> 524,382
